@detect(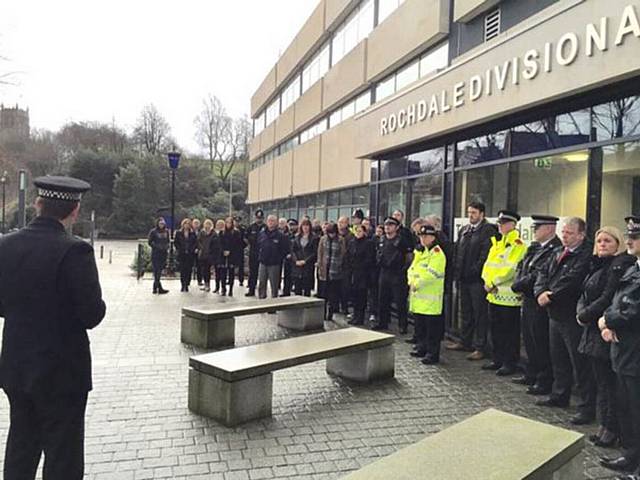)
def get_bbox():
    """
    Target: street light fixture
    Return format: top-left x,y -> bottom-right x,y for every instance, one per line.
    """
167,149 -> 181,274
1,171 -> 7,234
